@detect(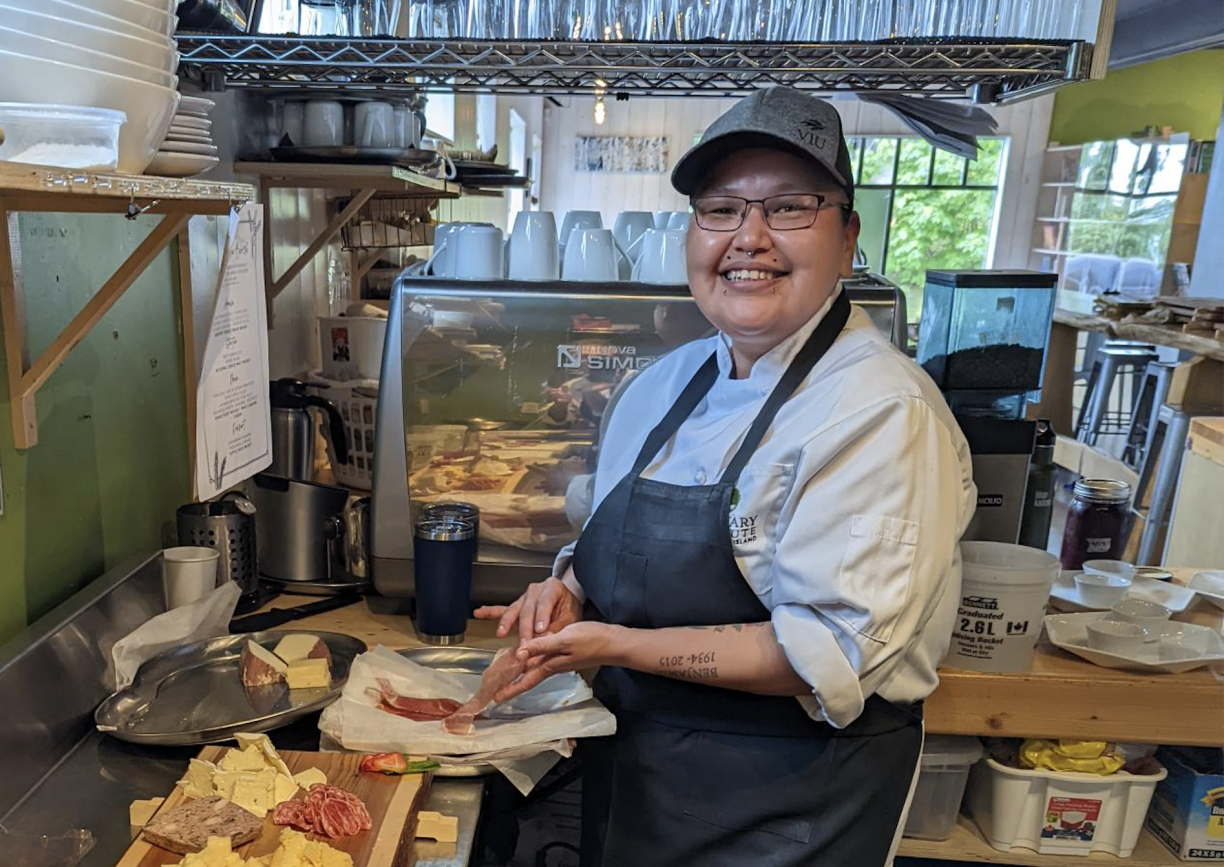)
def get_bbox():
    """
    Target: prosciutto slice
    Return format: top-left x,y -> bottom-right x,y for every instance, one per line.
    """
442,648 -> 526,736
369,678 -> 463,720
